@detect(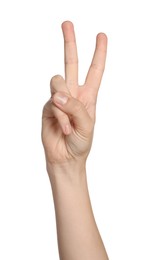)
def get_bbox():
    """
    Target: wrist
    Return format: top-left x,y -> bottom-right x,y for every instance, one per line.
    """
46,160 -> 86,187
